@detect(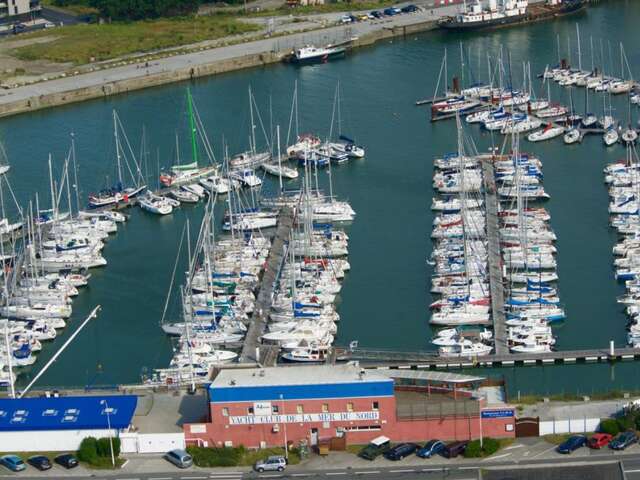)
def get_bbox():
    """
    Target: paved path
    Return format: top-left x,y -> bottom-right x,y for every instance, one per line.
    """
0,6 -> 456,110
